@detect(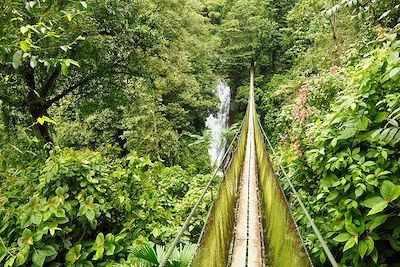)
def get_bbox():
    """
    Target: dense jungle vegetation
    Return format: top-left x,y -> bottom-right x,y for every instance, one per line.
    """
217,0 -> 400,266
0,0 -> 399,266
